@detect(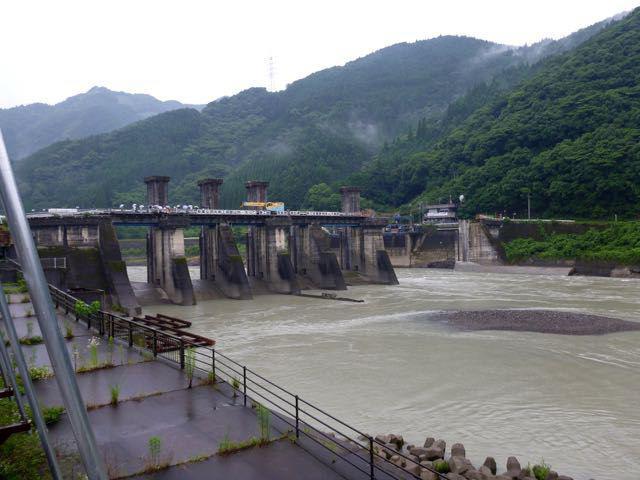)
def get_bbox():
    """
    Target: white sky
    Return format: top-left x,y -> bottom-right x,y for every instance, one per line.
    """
1,0 -> 638,108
